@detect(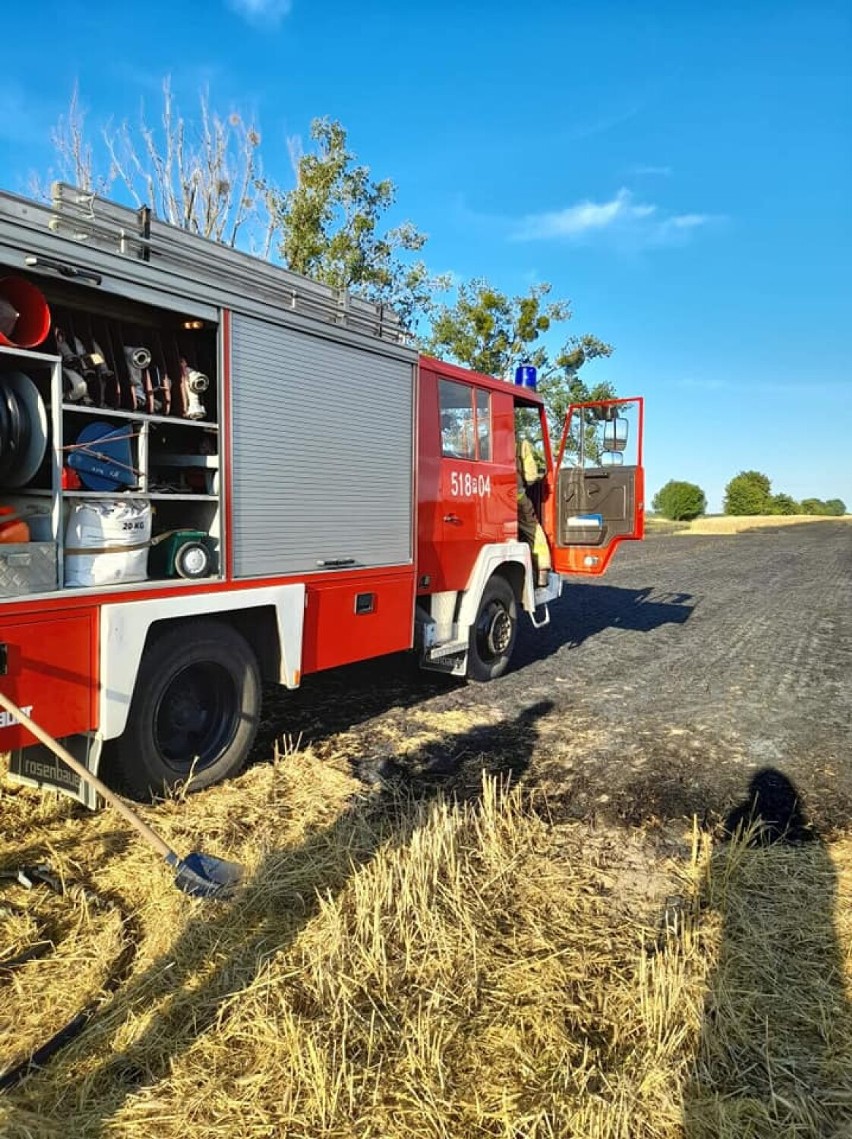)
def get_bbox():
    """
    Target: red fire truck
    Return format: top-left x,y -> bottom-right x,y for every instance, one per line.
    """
0,184 -> 643,805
